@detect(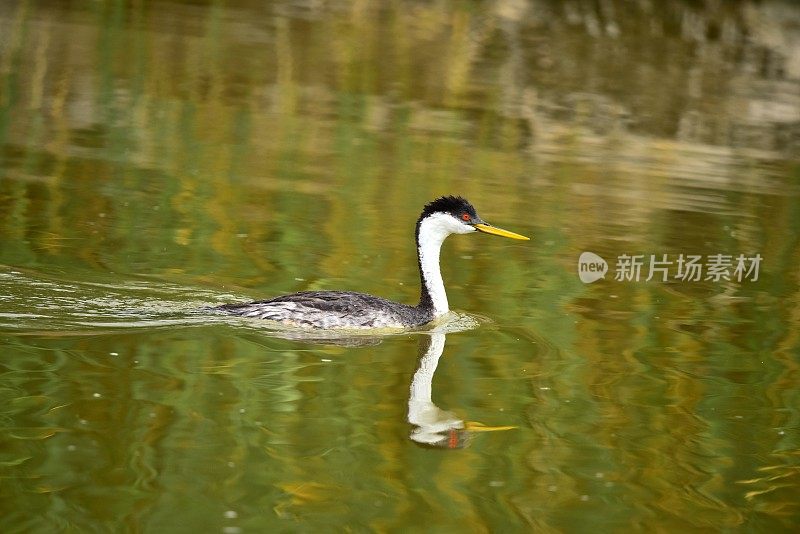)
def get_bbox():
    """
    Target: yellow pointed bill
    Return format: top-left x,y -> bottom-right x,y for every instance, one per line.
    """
474,223 -> 530,241
465,421 -> 518,432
